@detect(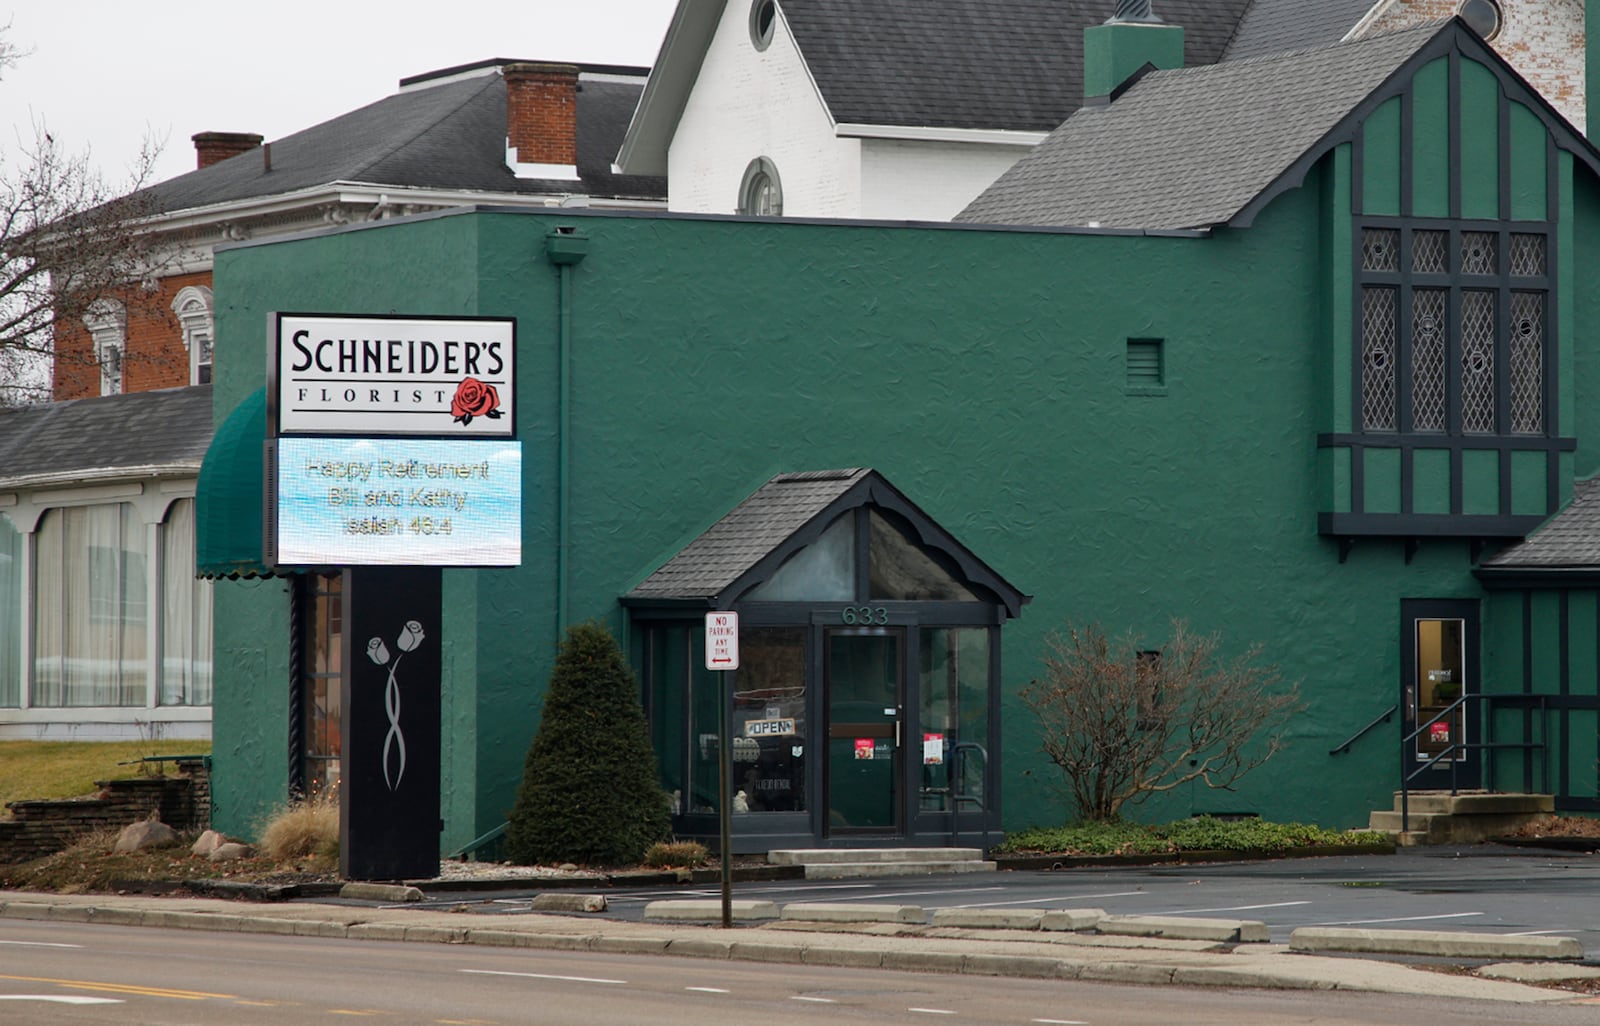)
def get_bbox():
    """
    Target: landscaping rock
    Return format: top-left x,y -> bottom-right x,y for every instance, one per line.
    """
190,829 -> 229,856
207,842 -> 255,861
114,820 -> 180,853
